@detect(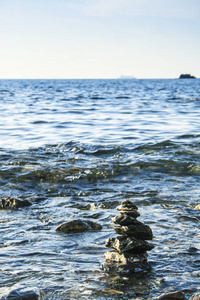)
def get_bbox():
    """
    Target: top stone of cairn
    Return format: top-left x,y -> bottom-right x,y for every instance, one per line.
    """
116,200 -> 138,212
